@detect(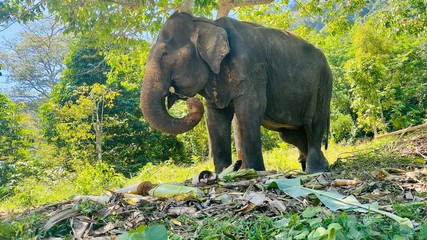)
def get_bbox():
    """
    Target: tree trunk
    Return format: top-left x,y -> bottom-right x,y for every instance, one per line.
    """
180,0 -> 194,13
94,101 -> 103,162
94,121 -> 102,162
